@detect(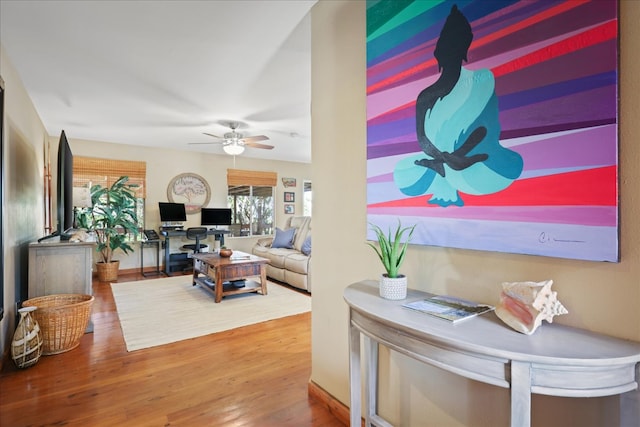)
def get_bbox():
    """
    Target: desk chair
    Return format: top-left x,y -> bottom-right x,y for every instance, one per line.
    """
181,227 -> 209,255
